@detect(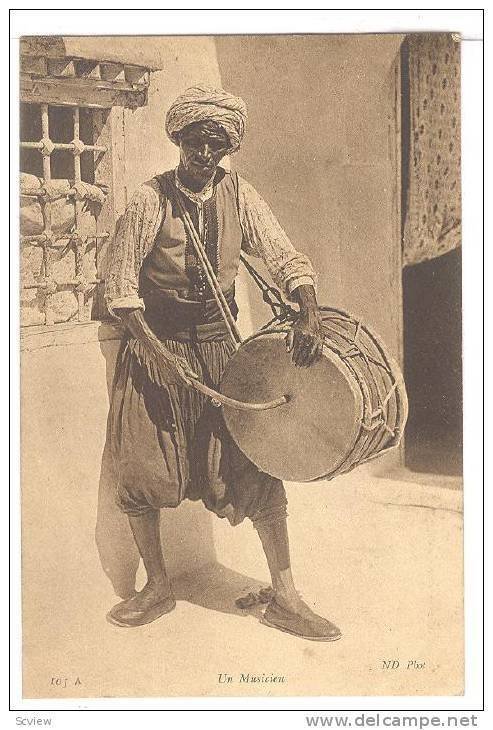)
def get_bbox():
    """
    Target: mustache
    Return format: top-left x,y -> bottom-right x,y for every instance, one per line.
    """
188,158 -> 214,170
